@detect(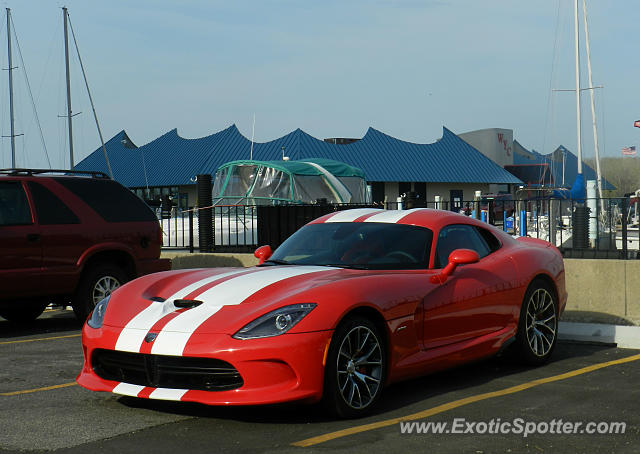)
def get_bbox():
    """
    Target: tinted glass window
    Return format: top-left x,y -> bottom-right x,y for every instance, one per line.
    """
0,181 -> 32,226
268,222 -> 433,270
435,224 -> 491,268
28,182 -> 80,225
476,226 -> 501,252
55,178 -> 157,222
